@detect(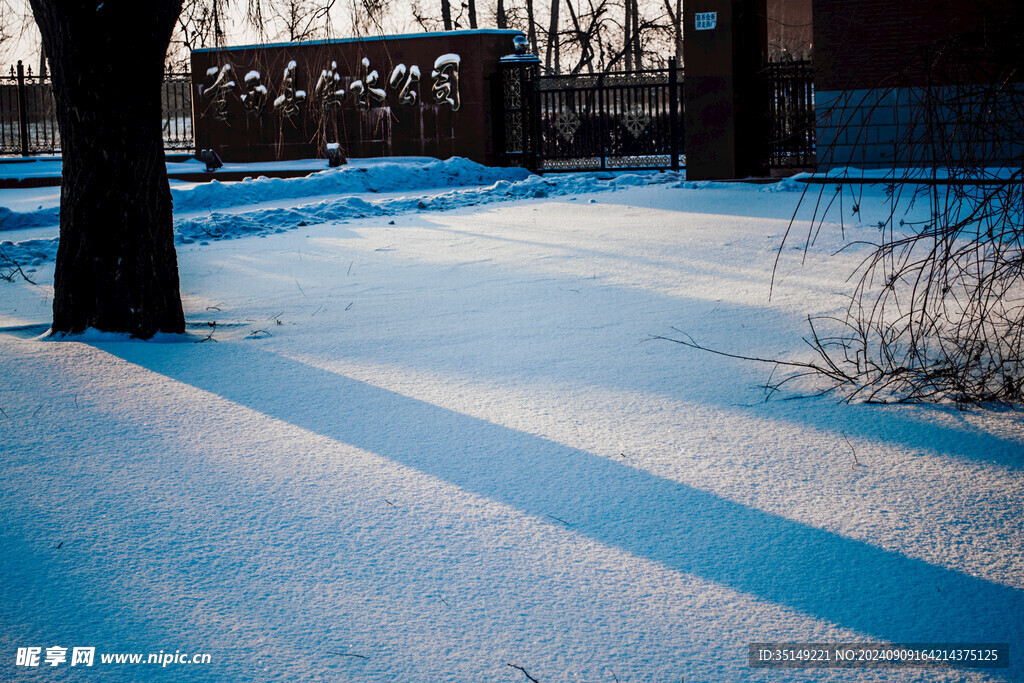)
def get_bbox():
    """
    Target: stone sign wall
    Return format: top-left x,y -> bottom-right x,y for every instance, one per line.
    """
190,30 -> 523,164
